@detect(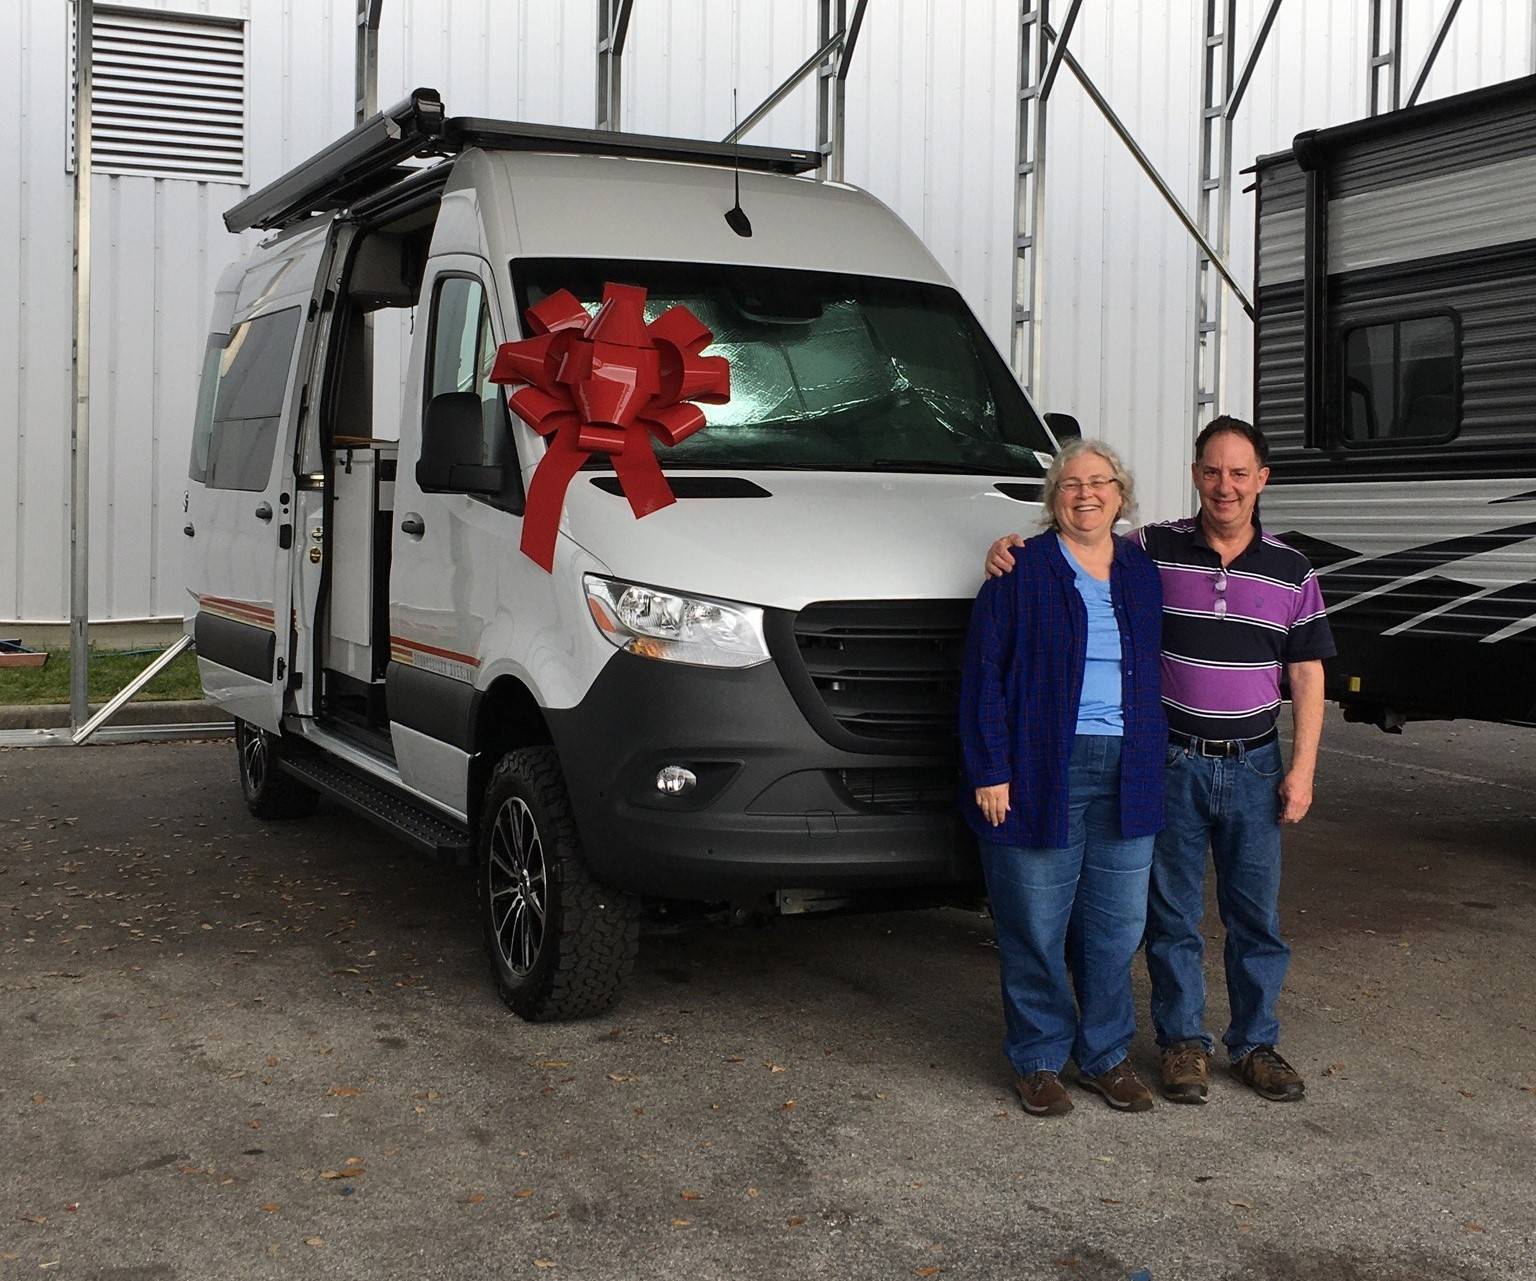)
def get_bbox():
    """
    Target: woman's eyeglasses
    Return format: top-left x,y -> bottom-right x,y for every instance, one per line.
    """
1057,477 -> 1121,495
